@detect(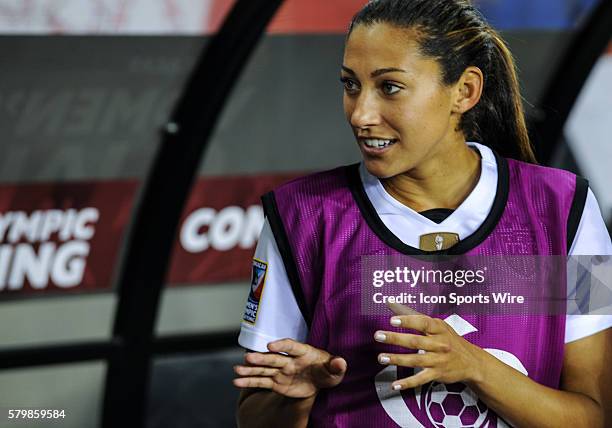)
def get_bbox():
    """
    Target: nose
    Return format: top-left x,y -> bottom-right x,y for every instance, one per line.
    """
348,91 -> 381,130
